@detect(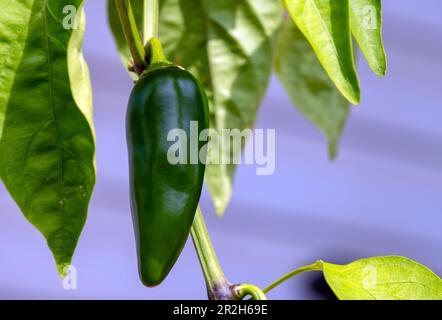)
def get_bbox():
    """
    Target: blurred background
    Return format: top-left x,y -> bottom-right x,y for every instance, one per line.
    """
0,0 -> 441,299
